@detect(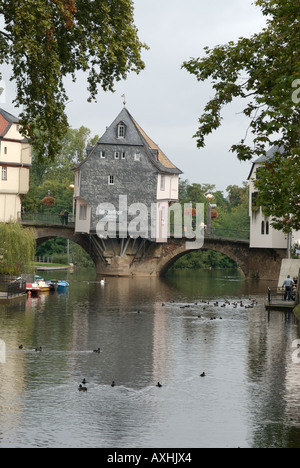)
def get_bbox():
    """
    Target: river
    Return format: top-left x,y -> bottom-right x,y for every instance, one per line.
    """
0,268 -> 300,448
